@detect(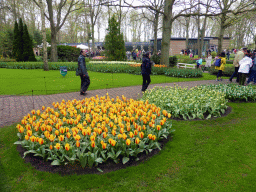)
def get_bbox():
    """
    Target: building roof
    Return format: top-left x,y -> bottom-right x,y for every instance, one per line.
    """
150,37 -> 230,41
